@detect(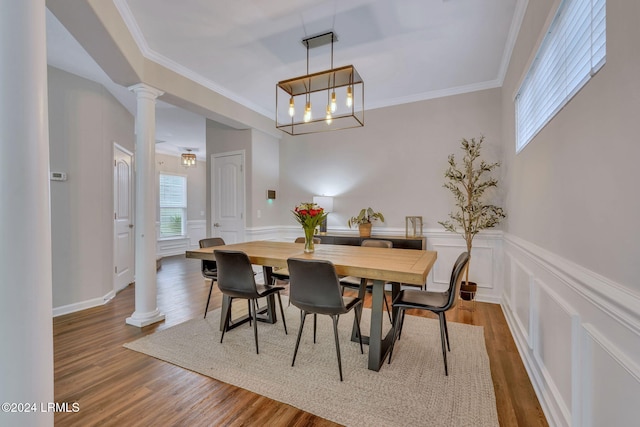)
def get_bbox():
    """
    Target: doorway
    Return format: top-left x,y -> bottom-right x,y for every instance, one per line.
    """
211,151 -> 245,243
114,143 -> 135,292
